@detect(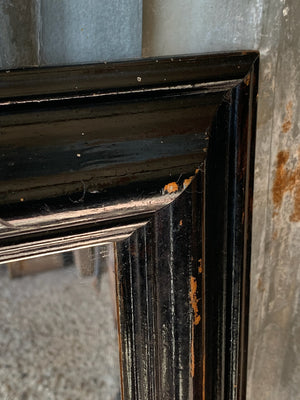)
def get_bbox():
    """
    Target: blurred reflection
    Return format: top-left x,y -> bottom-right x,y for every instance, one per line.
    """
0,244 -> 120,400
